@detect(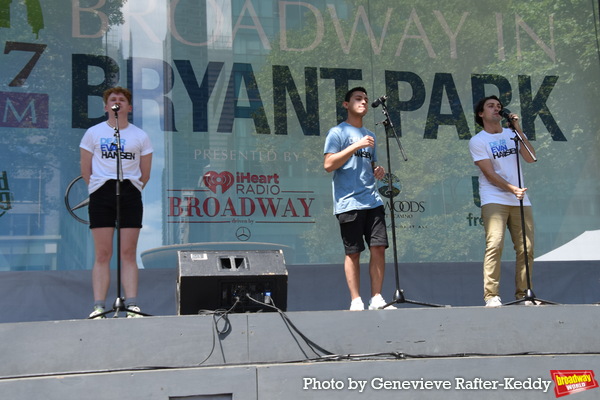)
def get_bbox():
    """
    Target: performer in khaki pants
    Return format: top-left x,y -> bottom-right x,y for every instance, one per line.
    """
469,95 -> 536,307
